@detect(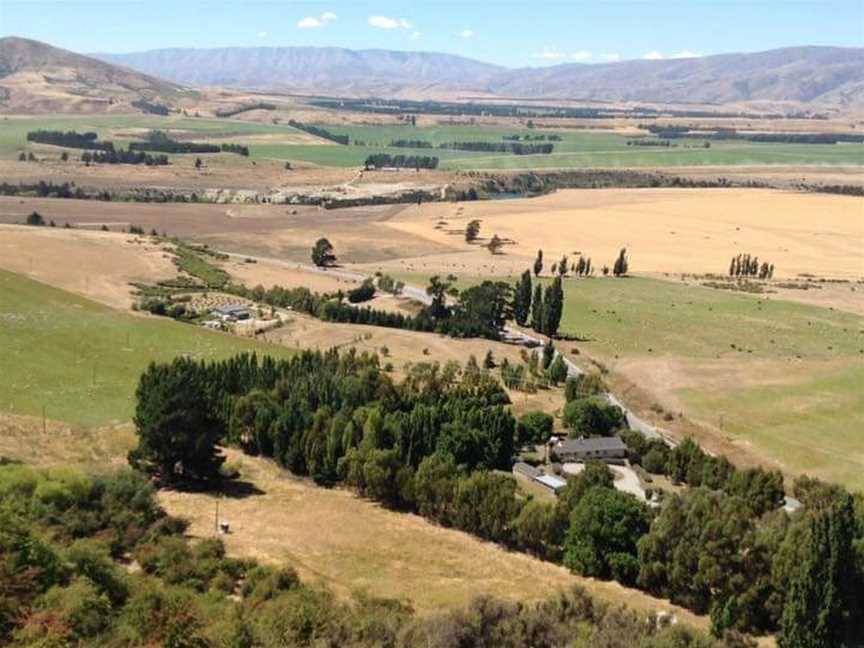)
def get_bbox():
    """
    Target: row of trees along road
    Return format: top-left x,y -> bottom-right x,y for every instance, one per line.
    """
127,351 -> 864,644
302,240 -> 633,341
